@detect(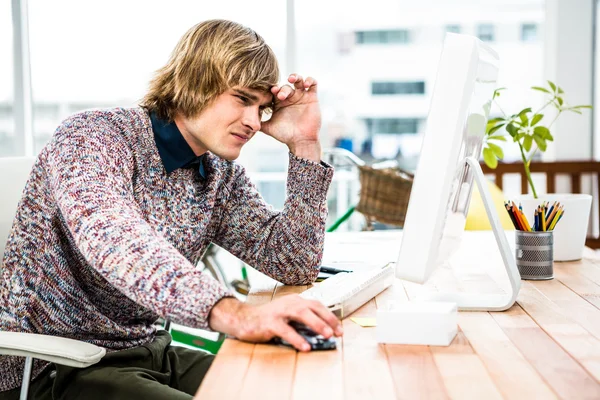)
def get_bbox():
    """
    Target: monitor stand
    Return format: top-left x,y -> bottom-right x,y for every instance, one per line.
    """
418,156 -> 521,311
